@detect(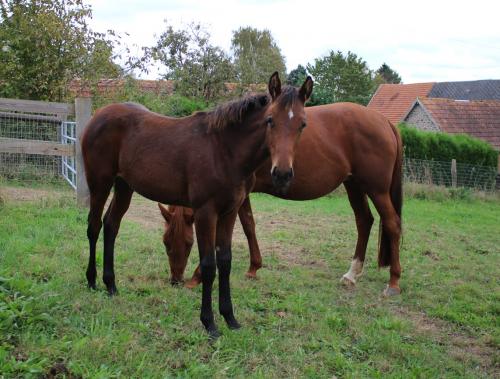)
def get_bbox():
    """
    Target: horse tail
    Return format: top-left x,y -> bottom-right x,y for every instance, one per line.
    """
378,121 -> 403,267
